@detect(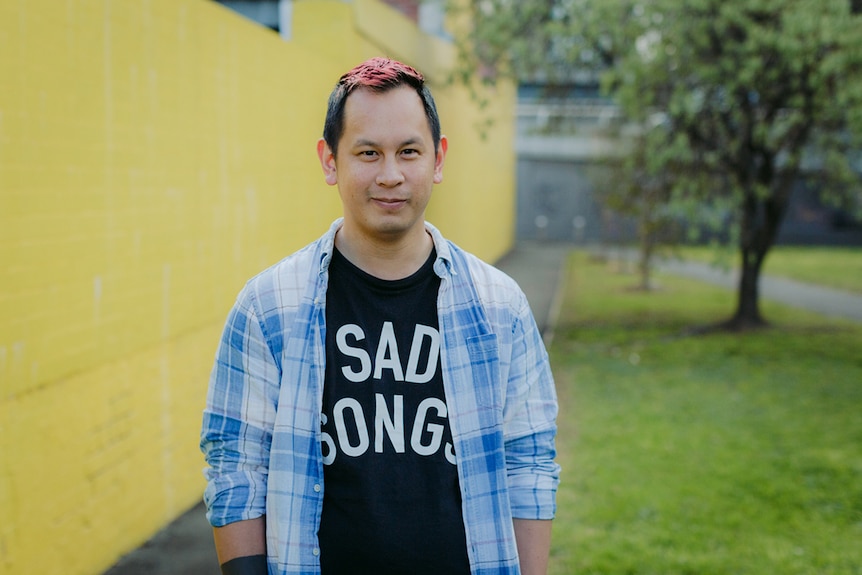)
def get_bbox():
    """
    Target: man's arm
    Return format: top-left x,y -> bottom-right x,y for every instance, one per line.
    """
201,286 -> 279,573
504,292 -> 560,574
213,517 -> 266,565
513,518 -> 552,575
